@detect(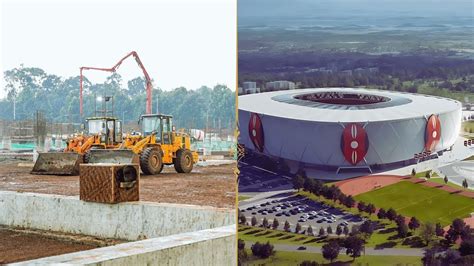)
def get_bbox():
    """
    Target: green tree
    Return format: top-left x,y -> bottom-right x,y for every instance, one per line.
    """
420,223 -> 436,245
295,223 -> 302,233
336,225 -> 343,236
292,175 -> 305,192
425,171 -> 431,179
322,241 -> 341,263
251,216 -> 257,227
272,218 -> 279,230
327,226 -> 333,235
319,227 -> 325,236
344,236 -> 365,261
408,217 -> 420,231
435,223 -> 445,237
239,214 -> 246,224
284,220 -> 291,232
307,225 -> 313,236
262,217 -> 269,228
343,225 -> 349,235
